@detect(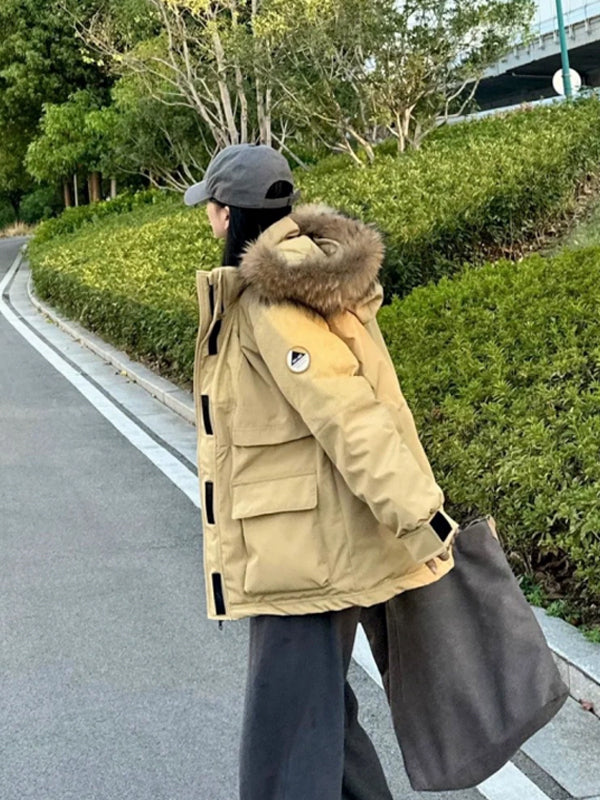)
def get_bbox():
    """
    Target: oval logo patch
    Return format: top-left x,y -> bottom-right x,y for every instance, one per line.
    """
287,348 -> 311,374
